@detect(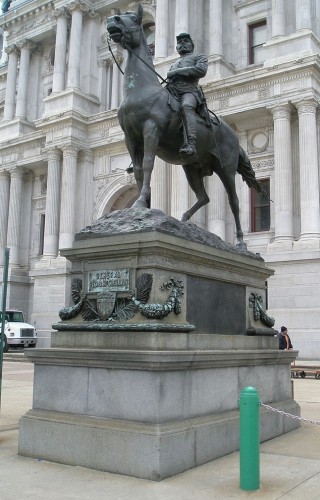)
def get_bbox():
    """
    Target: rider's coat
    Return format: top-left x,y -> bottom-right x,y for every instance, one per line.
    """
167,54 -> 208,95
